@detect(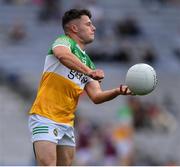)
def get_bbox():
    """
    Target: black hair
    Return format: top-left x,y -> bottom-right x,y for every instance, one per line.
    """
62,9 -> 92,30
